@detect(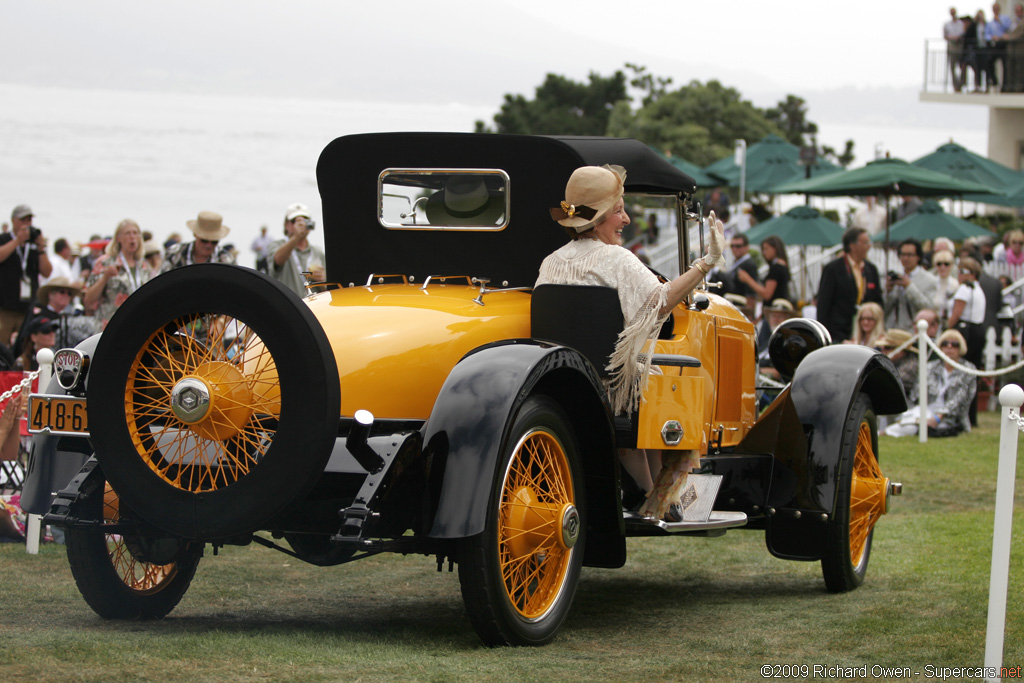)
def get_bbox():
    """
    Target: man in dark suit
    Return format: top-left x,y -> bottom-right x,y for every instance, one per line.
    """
816,227 -> 883,343
728,233 -> 760,314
